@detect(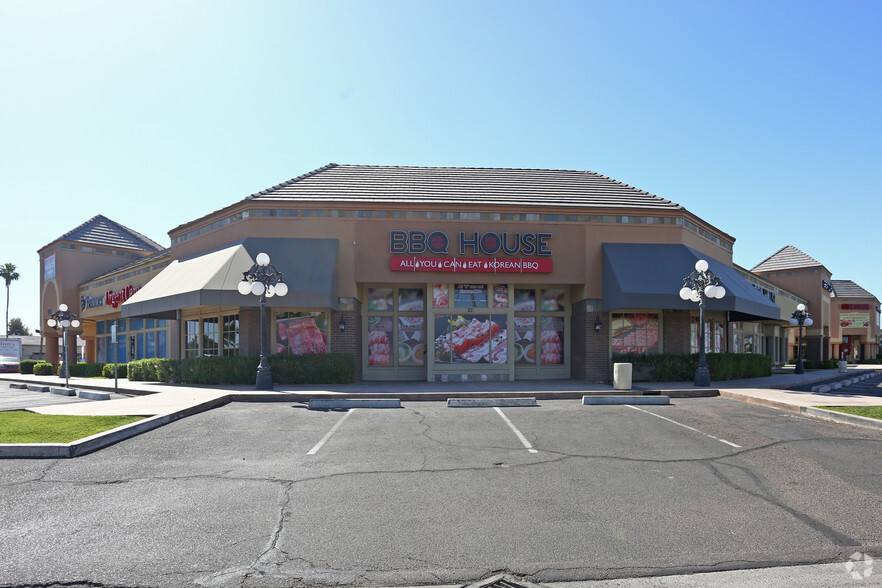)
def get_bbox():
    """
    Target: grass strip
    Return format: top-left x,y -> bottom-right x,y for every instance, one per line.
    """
819,406 -> 882,421
0,411 -> 144,443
